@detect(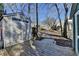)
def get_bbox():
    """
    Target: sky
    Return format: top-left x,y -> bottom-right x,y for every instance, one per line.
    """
3,3 -> 71,24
